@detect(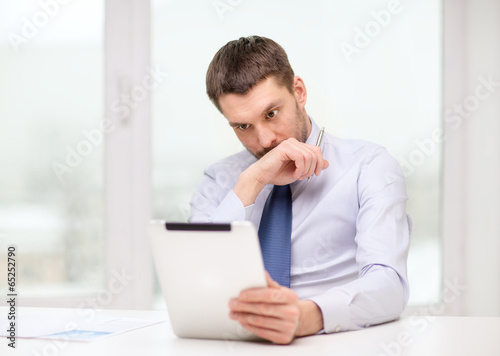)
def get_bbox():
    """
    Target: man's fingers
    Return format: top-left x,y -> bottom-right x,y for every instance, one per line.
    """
229,298 -> 299,344
320,159 -> 330,172
282,140 -> 309,180
307,145 -> 327,178
280,140 -> 323,180
238,288 -> 294,304
228,276 -> 300,345
237,321 -> 295,345
255,137 -> 329,185
230,299 -> 298,319
295,142 -> 327,179
229,284 -> 298,314
299,149 -> 315,180
230,312 -> 285,332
